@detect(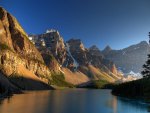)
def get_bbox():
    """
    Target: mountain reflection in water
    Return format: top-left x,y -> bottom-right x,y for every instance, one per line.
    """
0,89 -> 149,113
